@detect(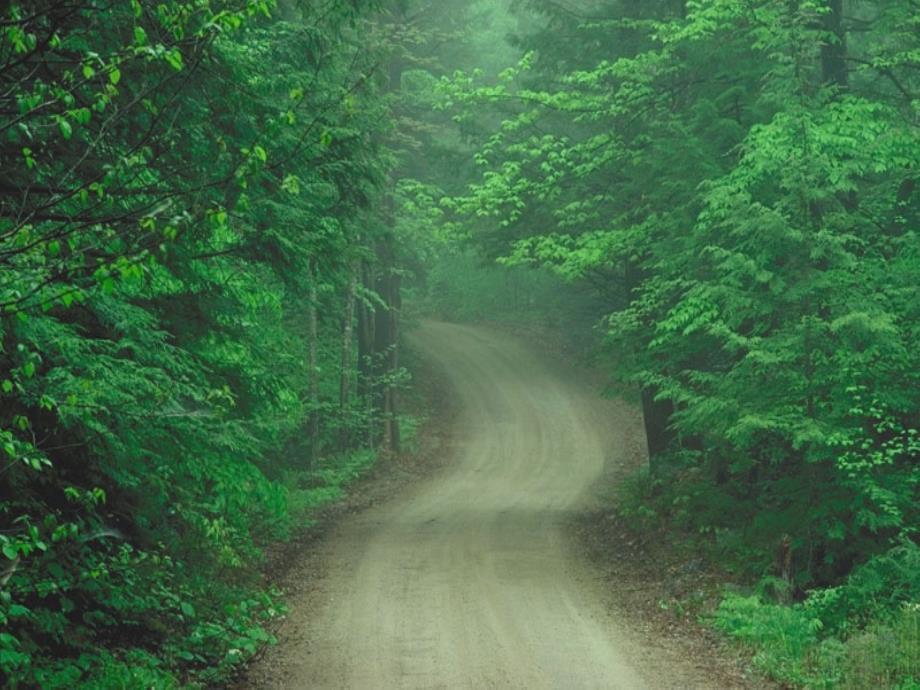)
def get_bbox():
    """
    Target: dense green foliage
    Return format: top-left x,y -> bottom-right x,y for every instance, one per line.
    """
0,0 -> 419,685
4,0 -> 919,686
433,0 -> 920,685
714,591 -> 919,688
